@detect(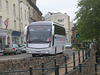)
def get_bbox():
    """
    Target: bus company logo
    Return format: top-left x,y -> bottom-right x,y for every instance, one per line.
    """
60,37 -> 63,41
56,37 -> 63,41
